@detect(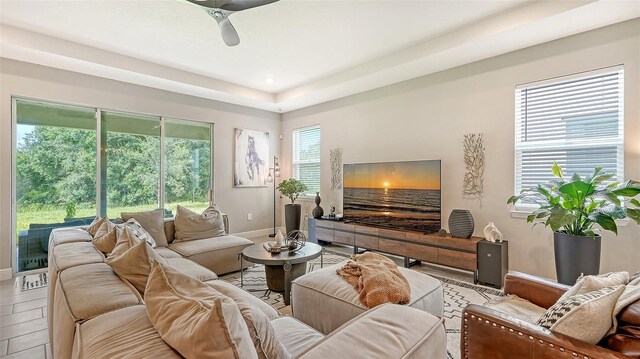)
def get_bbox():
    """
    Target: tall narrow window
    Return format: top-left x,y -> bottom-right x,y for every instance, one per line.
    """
101,111 -> 161,217
164,118 -> 213,214
292,126 -> 321,195
15,99 -> 97,272
514,67 -> 624,203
